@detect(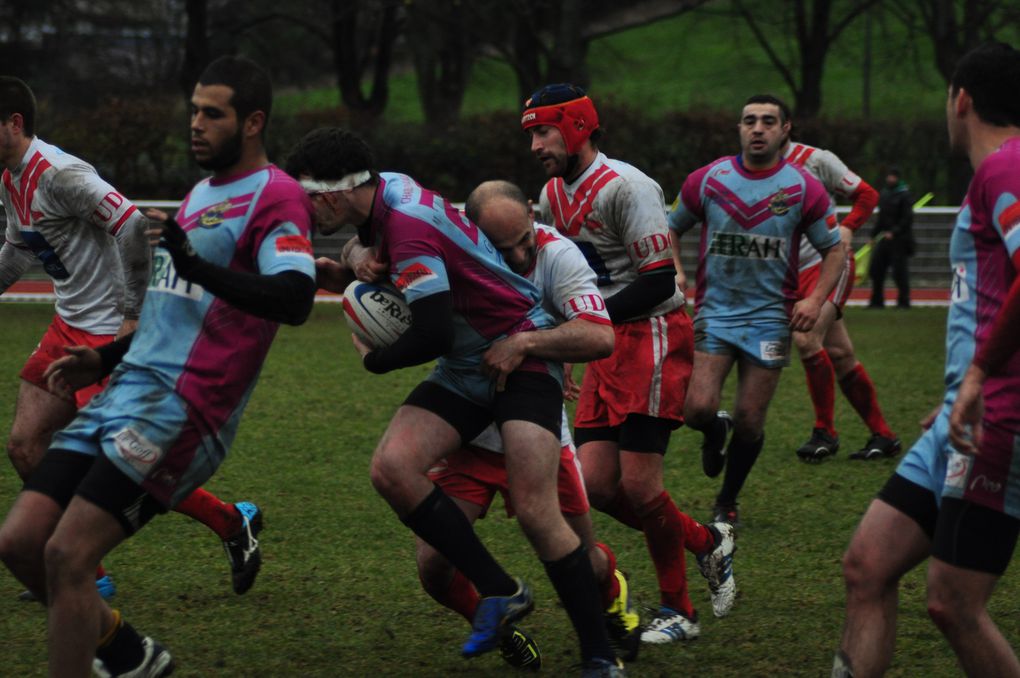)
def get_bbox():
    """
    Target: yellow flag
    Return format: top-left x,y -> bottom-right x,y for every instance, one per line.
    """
854,242 -> 872,286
